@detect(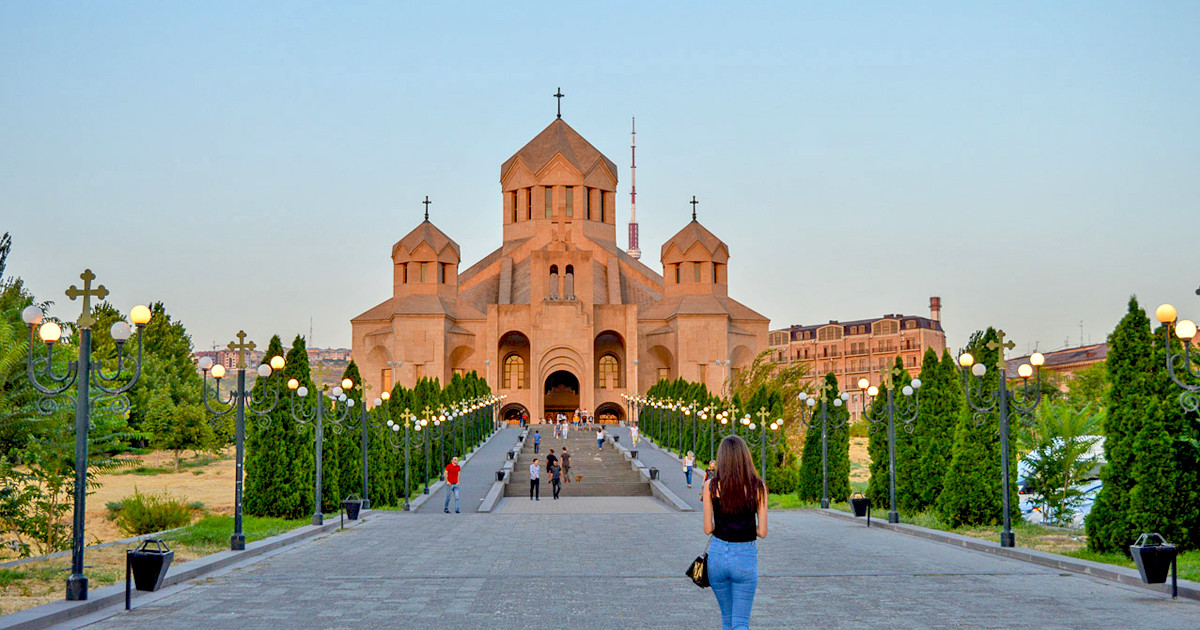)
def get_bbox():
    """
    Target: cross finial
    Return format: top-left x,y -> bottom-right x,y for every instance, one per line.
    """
422,196 -> 431,221
65,269 -> 109,329
689,196 -> 699,221
227,330 -> 257,369
986,329 -> 1017,371
554,87 -> 564,119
